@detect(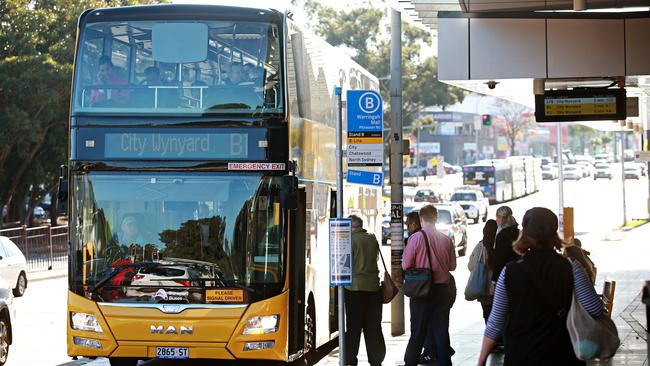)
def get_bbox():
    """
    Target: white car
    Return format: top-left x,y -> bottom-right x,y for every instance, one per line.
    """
541,165 -> 558,180
623,164 -> 642,180
0,237 -> 27,297
594,163 -> 613,180
131,265 -> 191,288
450,190 -> 489,224
562,165 -> 583,180
576,161 -> 594,177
